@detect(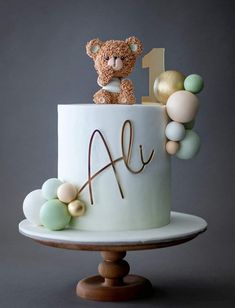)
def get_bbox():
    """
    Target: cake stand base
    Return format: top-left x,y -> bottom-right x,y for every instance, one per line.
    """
76,251 -> 152,301
19,212 -> 207,302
